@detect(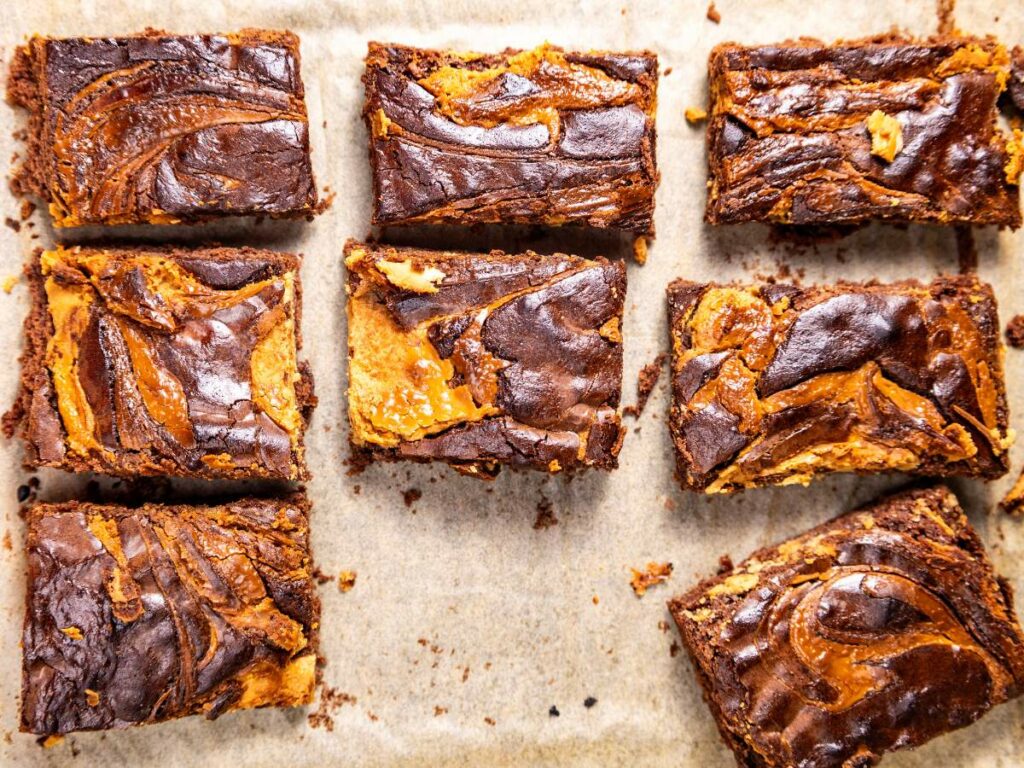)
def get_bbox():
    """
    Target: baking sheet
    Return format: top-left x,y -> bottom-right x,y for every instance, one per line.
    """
1,0 -> 1024,765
